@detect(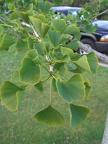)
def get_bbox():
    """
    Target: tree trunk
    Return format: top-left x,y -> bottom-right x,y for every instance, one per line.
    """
79,41 -> 108,64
